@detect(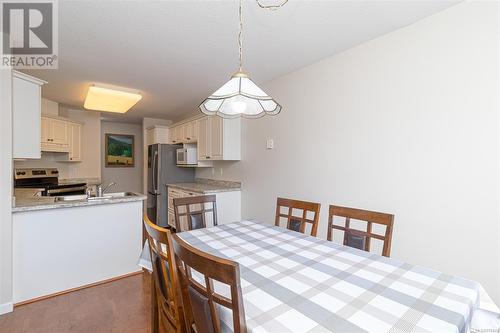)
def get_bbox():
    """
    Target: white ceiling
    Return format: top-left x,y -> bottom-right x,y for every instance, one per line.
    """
26,0 -> 458,123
